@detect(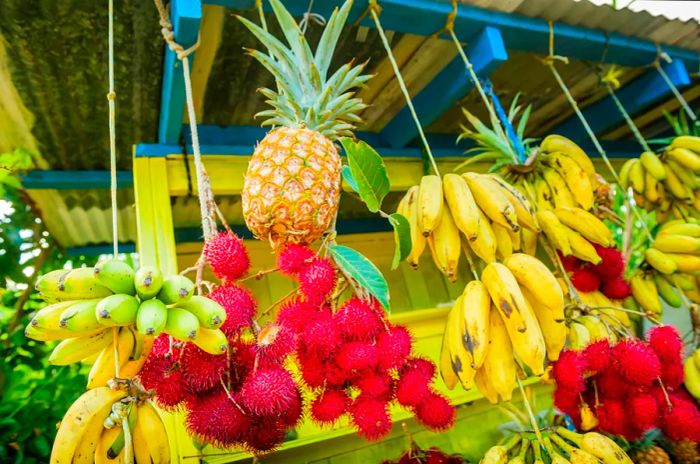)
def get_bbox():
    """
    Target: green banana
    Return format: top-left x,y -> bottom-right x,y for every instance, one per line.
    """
134,266 -> 163,300
157,275 -> 195,305
654,274 -> 682,308
96,294 -> 140,326
136,299 -> 169,336
60,300 -> 102,333
176,295 -> 226,329
94,259 -> 136,295
164,307 -> 200,341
